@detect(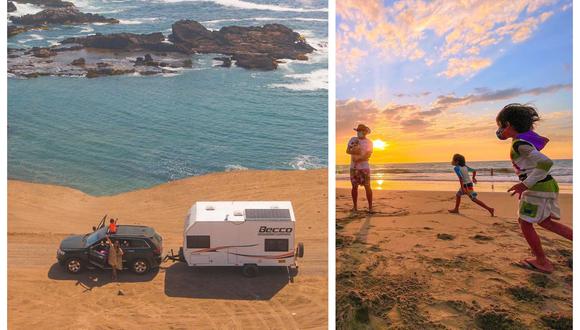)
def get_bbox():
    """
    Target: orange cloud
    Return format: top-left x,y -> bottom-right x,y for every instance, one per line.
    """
337,0 -> 560,78
439,57 -> 492,78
